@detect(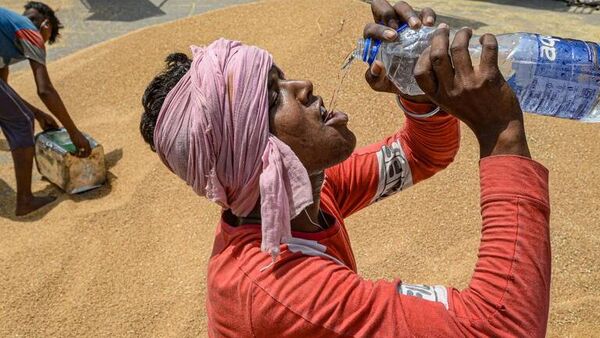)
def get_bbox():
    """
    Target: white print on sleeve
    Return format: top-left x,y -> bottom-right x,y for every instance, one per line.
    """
372,140 -> 413,203
286,237 -> 346,267
398,283 -> 449,310
19,39 -> 46,65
